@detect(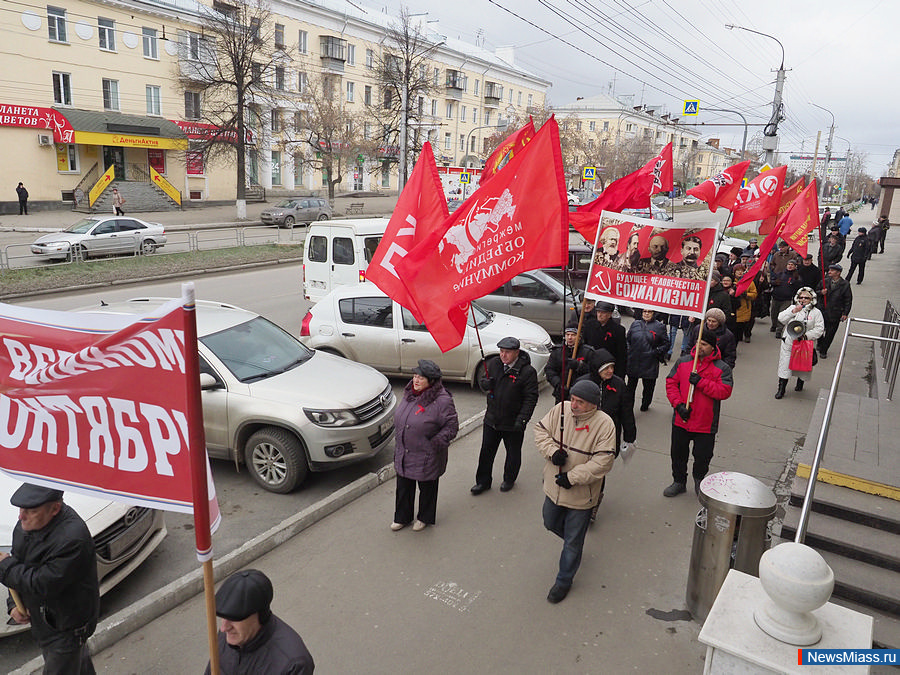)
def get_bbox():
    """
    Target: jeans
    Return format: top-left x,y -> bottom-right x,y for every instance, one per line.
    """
670,424 -> 716,484
542,496 -> 593,588
42,640 -> 95,675
667,325 -> 679,356
394,475 -> 439,525
475,424 -> 524,486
